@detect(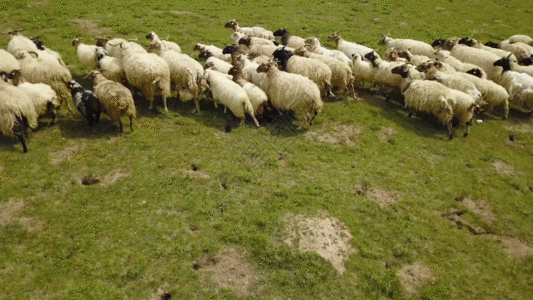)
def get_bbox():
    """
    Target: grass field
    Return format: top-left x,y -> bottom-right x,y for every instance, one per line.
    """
1,0 -> 533,299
